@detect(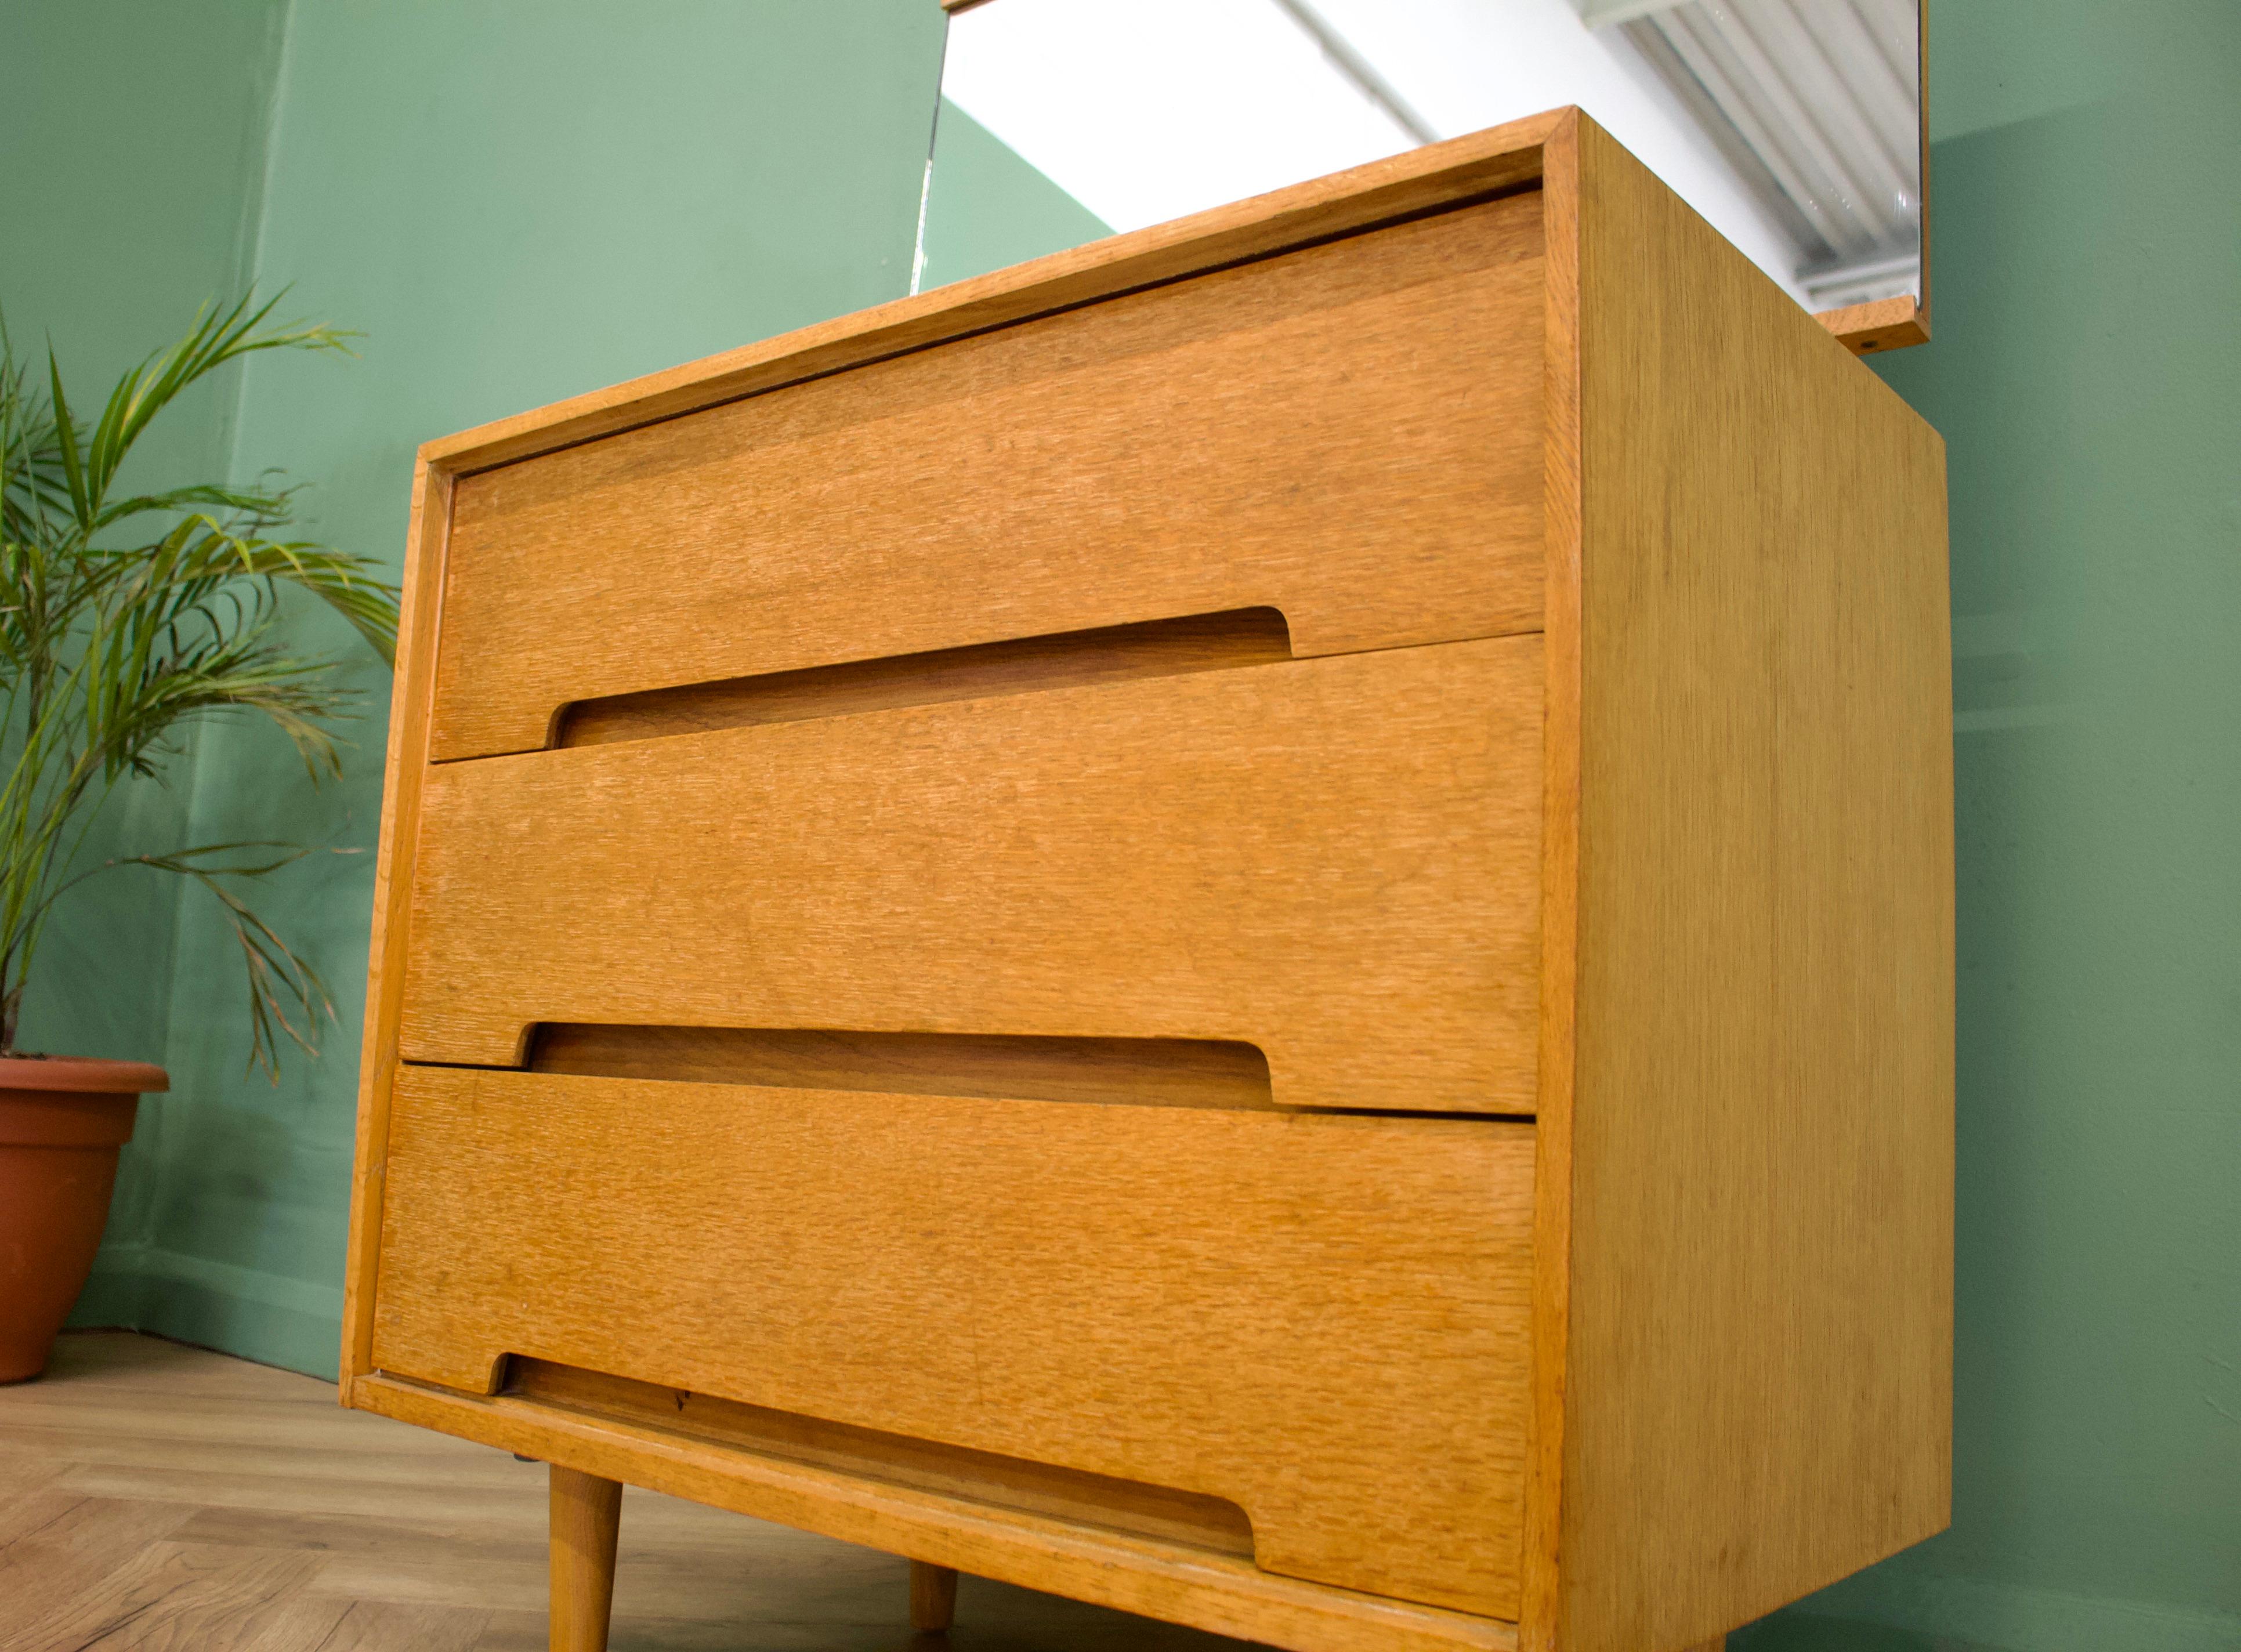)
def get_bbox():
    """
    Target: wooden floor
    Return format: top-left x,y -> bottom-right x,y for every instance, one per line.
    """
0,1332 -> 1248,1651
